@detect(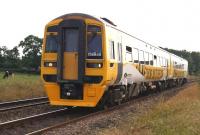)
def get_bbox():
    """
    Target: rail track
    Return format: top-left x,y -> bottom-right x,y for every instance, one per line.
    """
0,108 -> 68,129
0,80 -> 197,135
0,106 -> 90,134
0,97 -> 49,112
